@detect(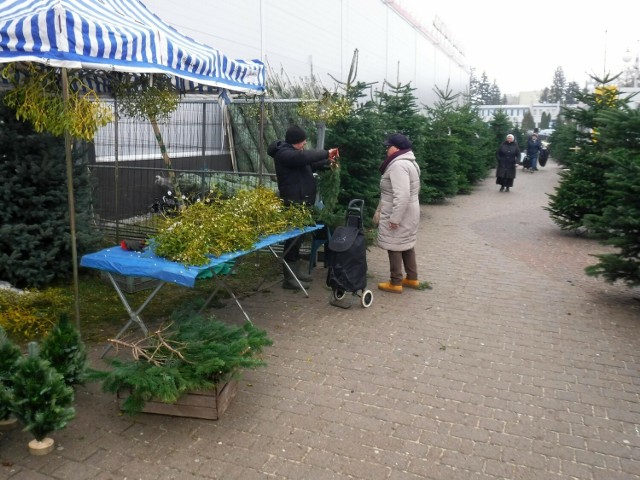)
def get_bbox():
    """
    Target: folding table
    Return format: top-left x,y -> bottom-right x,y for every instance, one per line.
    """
80,225 -> 324,355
